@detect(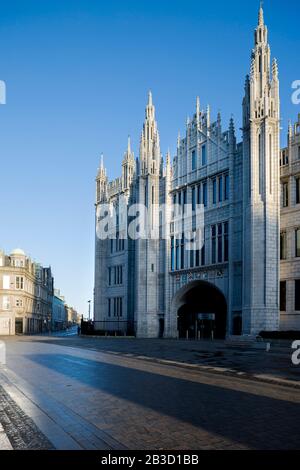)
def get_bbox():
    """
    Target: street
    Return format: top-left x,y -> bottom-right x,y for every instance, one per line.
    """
0,334 -> 300,450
